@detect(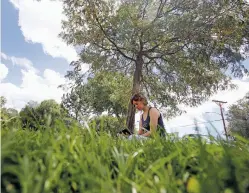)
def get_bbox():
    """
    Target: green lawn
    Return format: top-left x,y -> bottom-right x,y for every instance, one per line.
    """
1,124 -> 249,193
